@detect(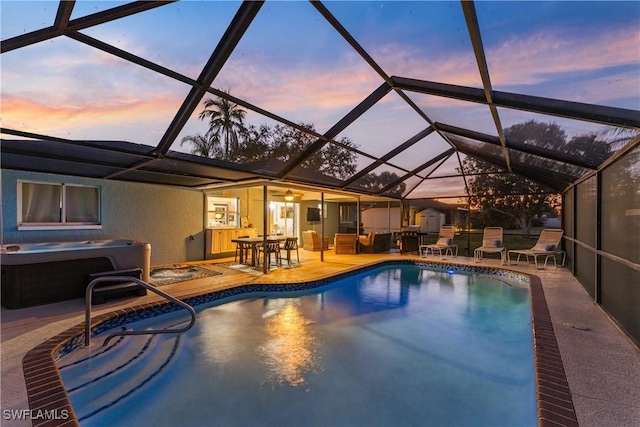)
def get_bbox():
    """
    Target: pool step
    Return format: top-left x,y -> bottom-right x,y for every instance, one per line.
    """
59,330 -> 152,388
58,324 -> 185,423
